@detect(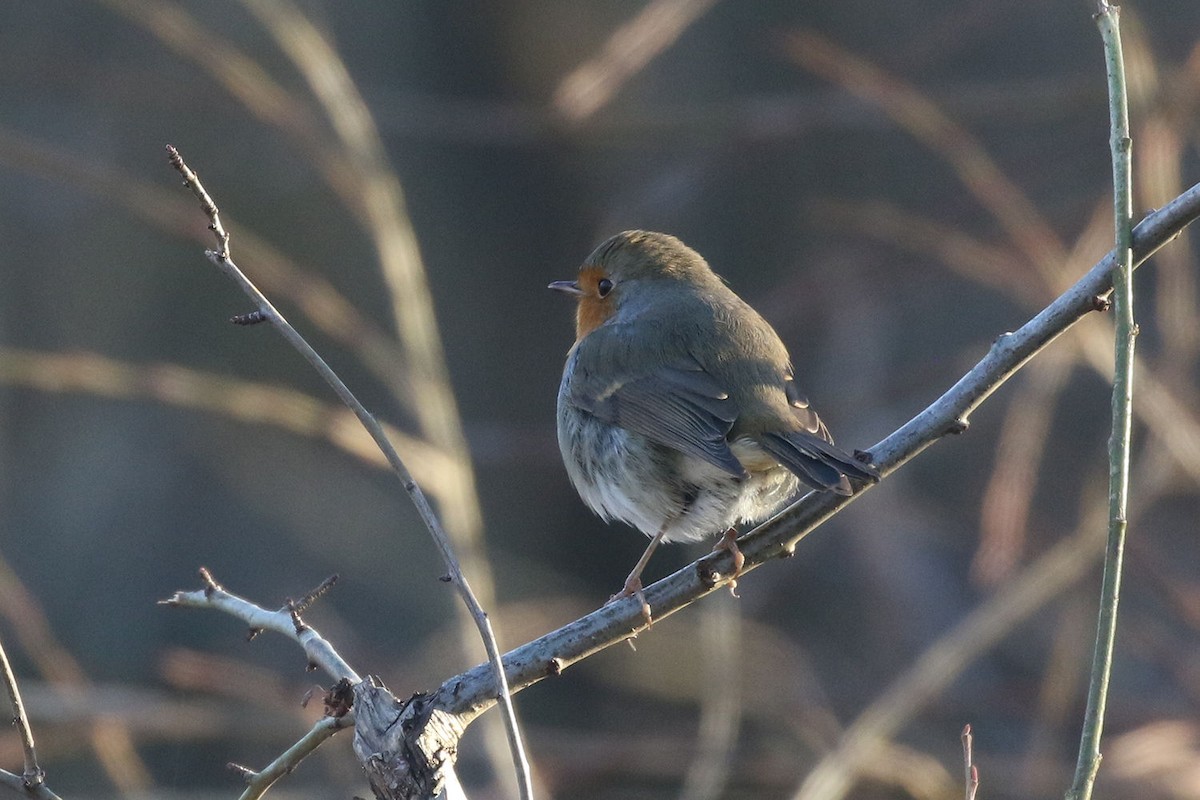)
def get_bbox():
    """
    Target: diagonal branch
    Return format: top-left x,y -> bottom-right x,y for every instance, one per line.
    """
424,178 -> 1200,729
